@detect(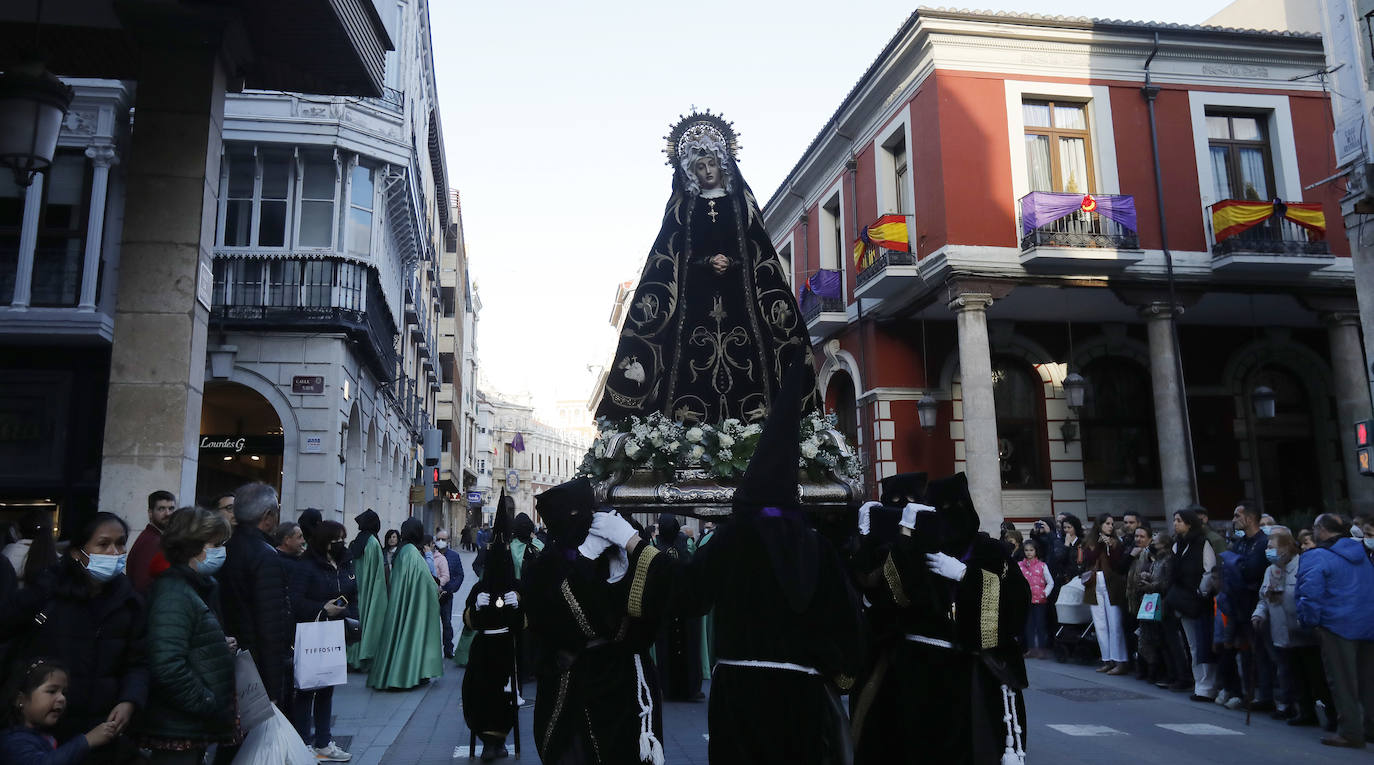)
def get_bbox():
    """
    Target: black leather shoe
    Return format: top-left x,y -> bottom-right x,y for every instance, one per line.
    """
1287,715 -> 1319,727
1250,700 -> 1274,712
1189,694 -> 1213,703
